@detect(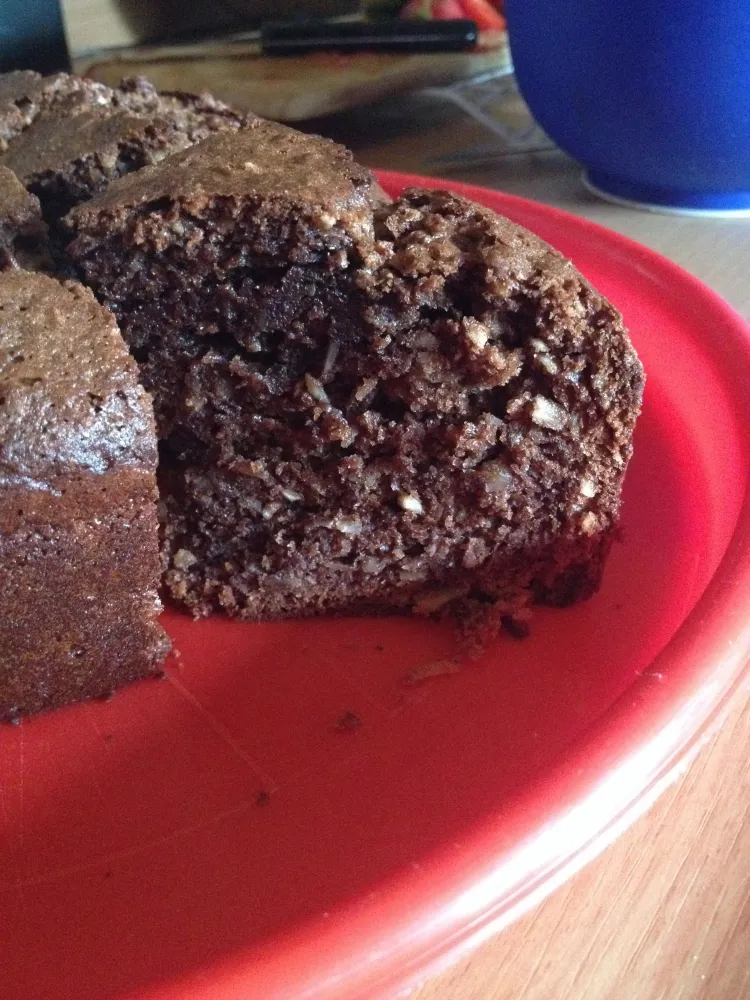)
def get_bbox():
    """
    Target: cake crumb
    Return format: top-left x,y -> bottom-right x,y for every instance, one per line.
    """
403,658 -> 461,685
501,614 -> 531,640
335,710 -> 362,731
